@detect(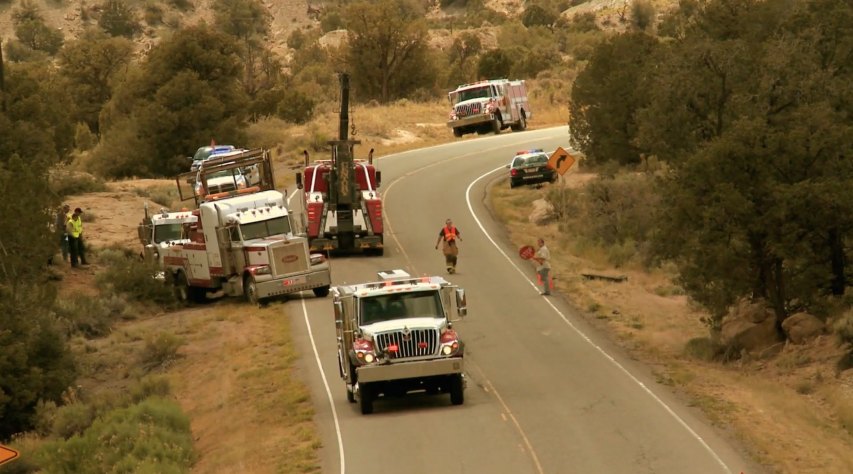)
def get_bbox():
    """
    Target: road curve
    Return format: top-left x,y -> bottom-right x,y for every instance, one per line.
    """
287,127 -> 761,474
